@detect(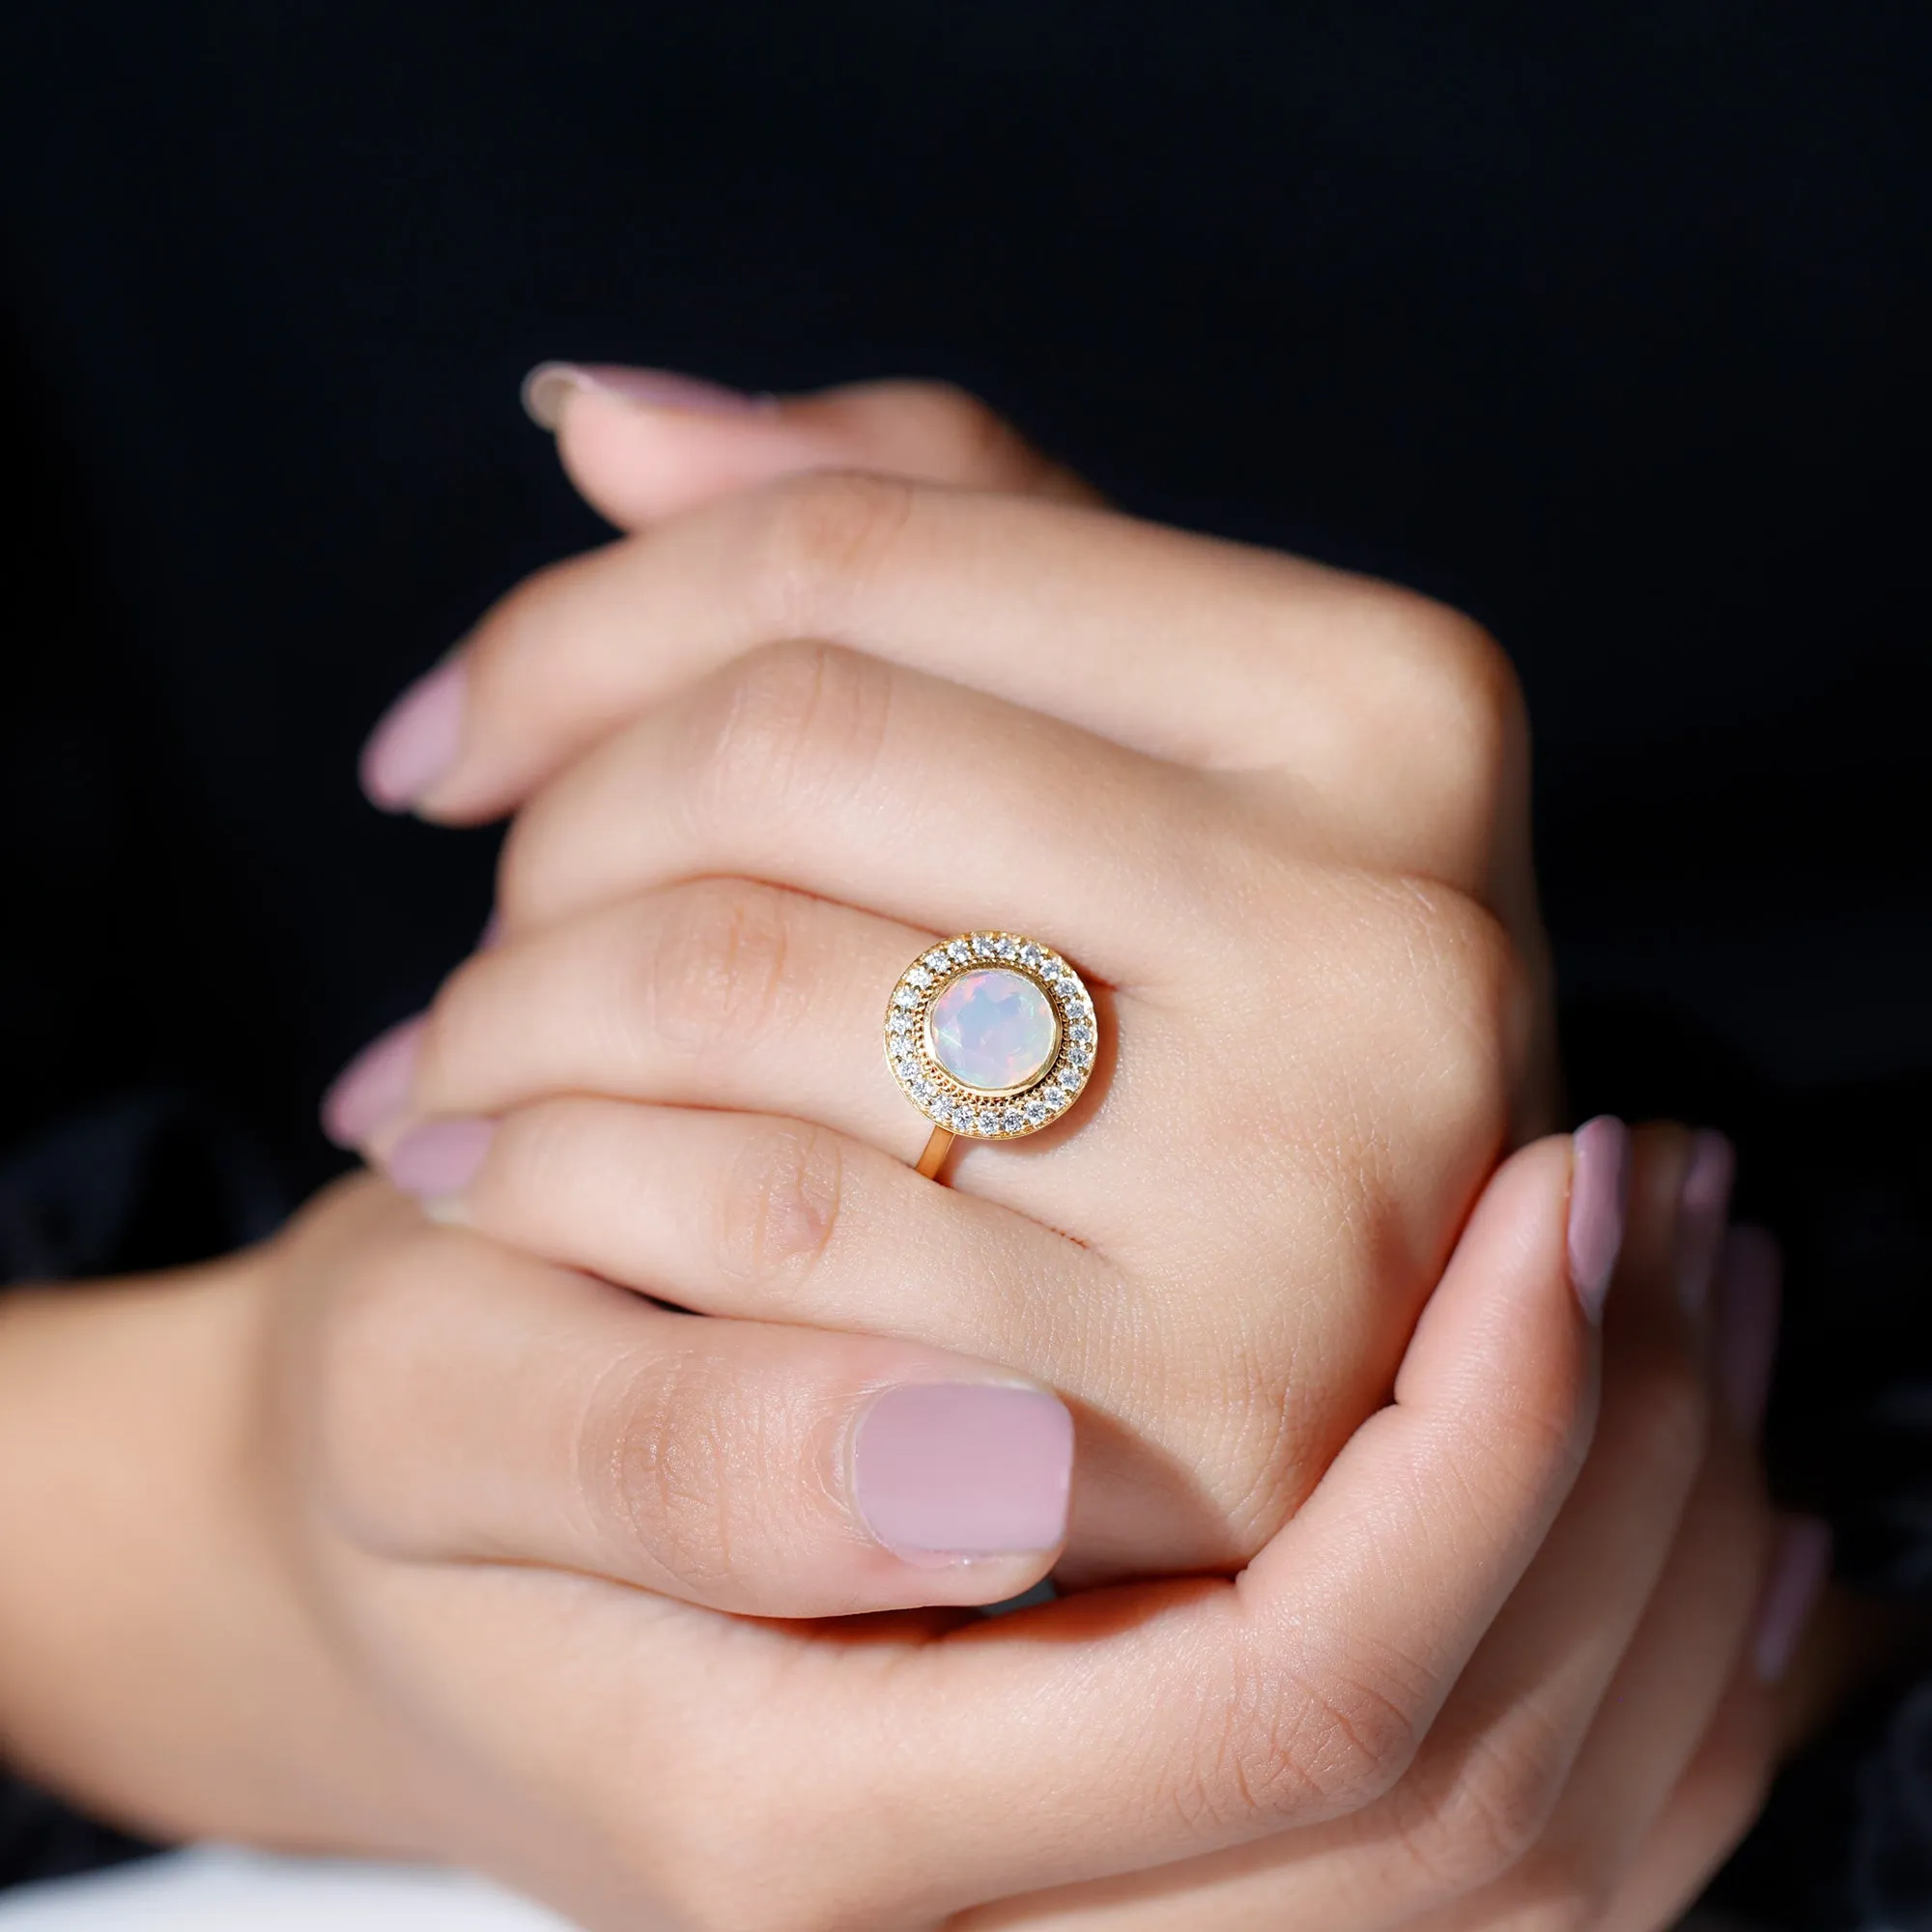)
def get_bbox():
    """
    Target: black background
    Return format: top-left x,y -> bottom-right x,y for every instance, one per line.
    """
1,3 -> 1928,1918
